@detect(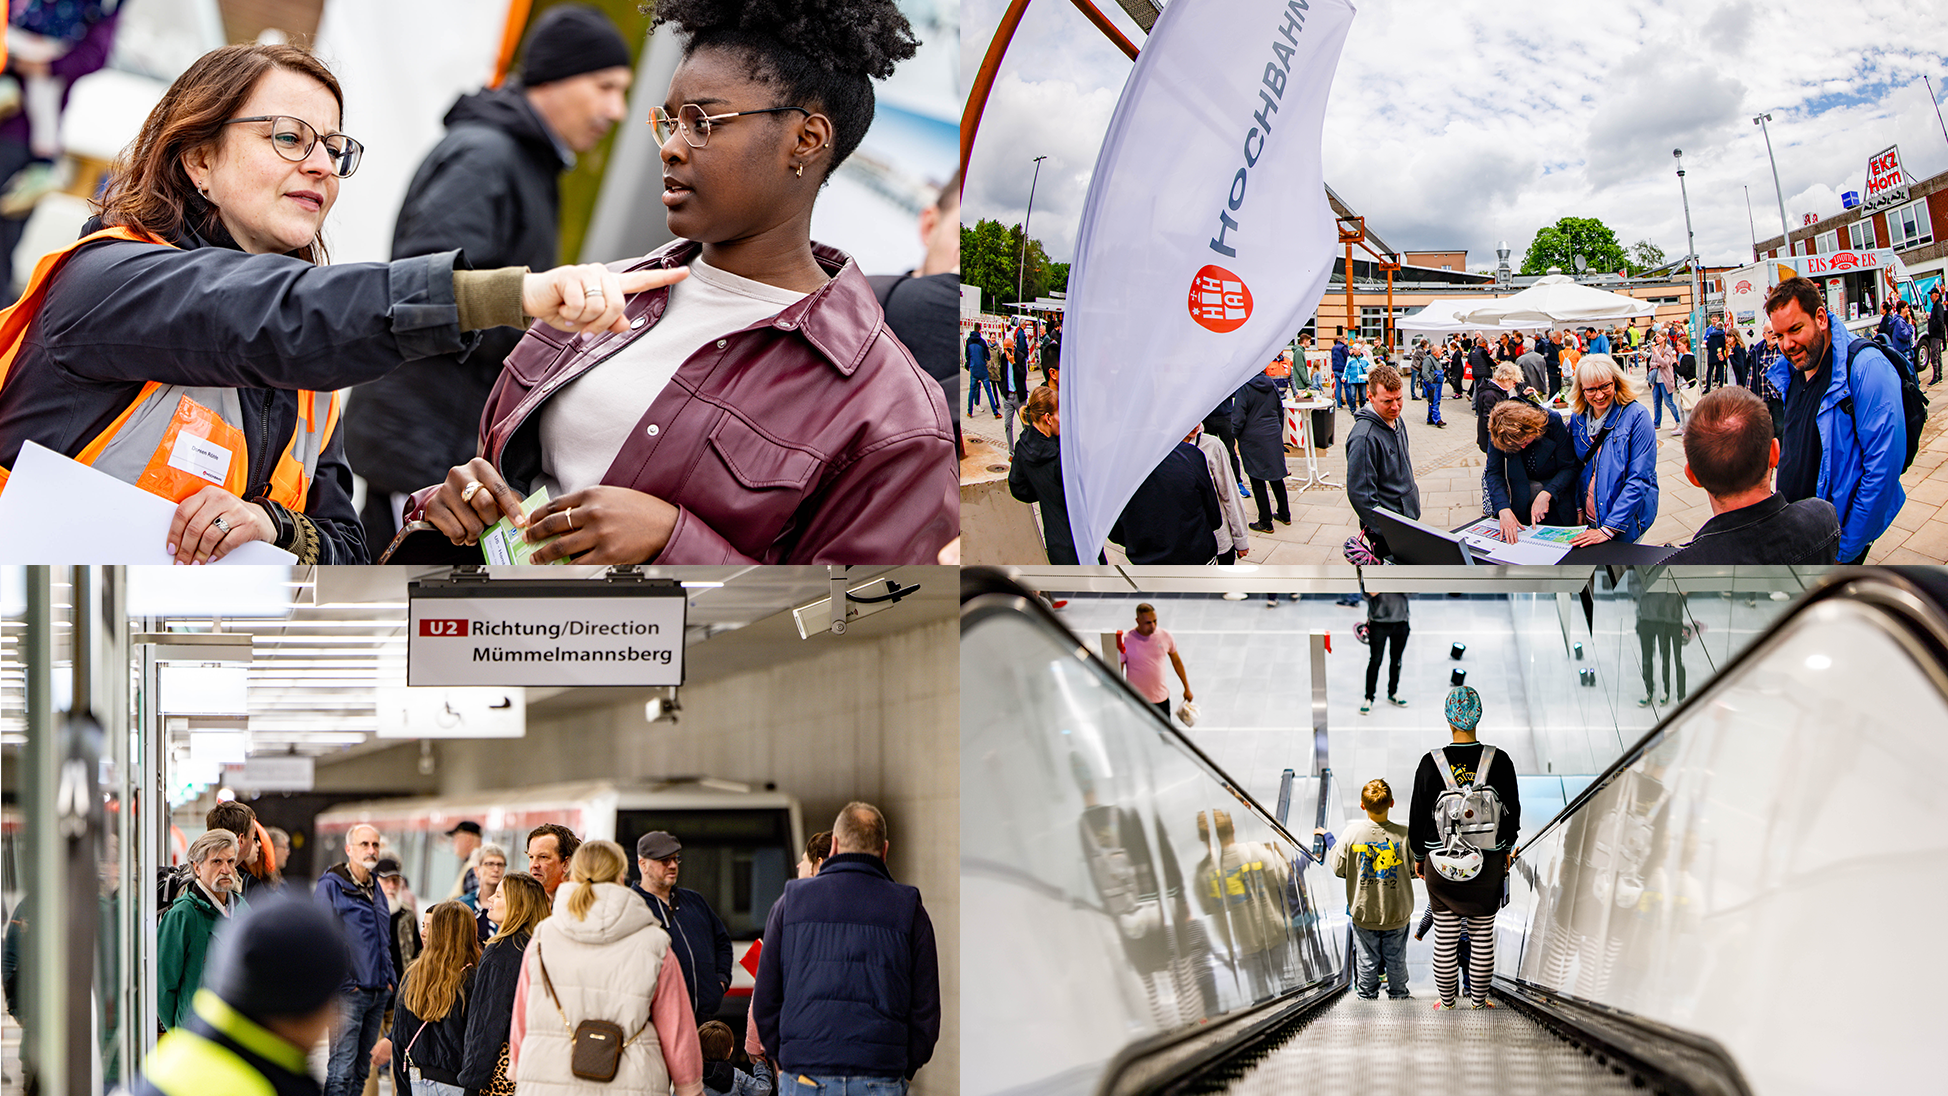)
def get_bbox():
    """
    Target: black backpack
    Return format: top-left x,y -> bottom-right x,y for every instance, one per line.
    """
1840,336 -> 1929,474
156,863 -> 193,919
